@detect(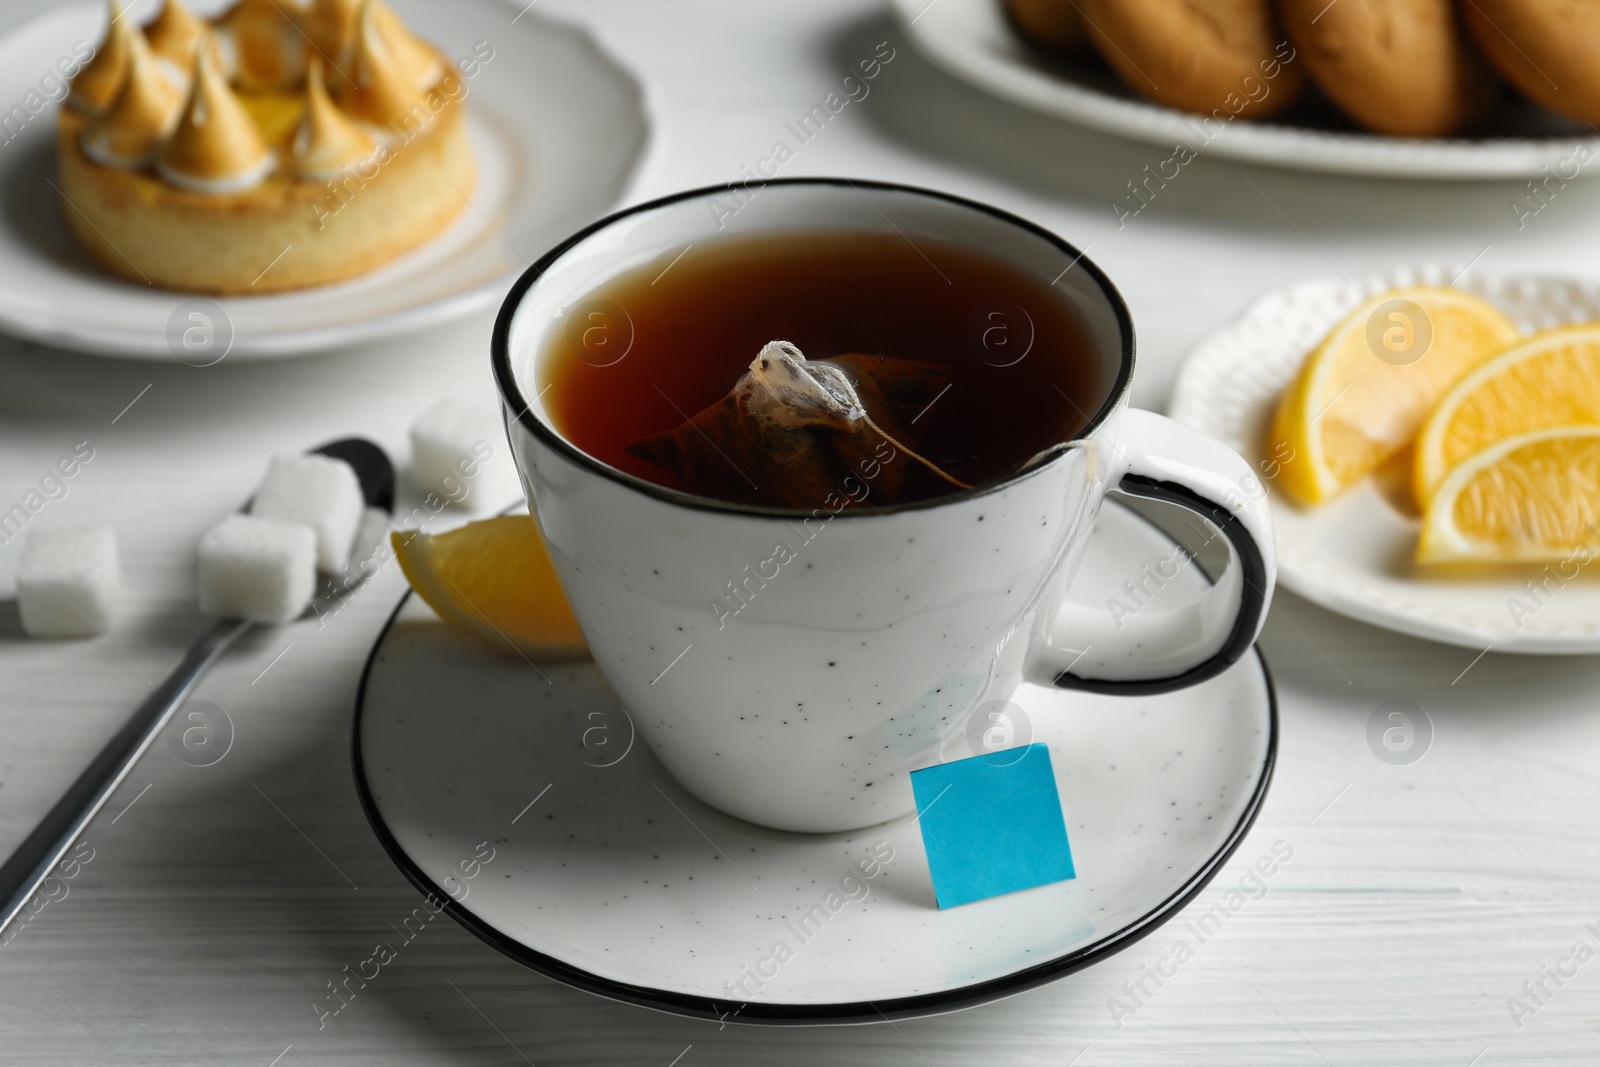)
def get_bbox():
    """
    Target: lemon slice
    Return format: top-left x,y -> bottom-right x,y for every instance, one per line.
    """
1418,426 -> 1600,564
392,515 -> 587,659
1414,323 -> 1600,504
1270,286 -> 1519,505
